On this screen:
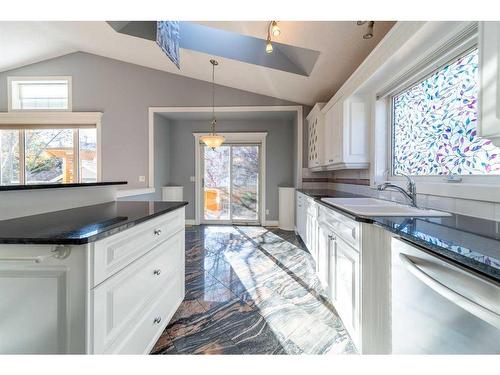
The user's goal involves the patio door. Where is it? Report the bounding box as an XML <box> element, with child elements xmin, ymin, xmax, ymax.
<box><xmin>201</xmin><ymin>144</ymin><xmax>260</xmax><ymax>224</ymax></box>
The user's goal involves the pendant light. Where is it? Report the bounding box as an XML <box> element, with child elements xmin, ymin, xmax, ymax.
<box><xmin>200</xmin><ymin>59</ymin><xmax>225</xmax><ymax>149</ymax></box>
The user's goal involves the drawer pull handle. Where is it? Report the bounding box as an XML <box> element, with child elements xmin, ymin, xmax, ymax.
<box><xmin>154</xmin><ymin>316</ymin><xmax>162</xmax><ymax>324</ymax></box>
<box><xmin>153</xmin><ymin>269</ymin><xmax>161</xmax><ymax>276</ymax></box>
<box><xmin>154</xmin><ymin>229</ymin><xmax>162</xmax><ymax>236</ymax></box>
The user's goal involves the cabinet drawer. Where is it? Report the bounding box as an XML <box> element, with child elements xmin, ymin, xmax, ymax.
<box><xmin>92</xmin><ymin>208</ymin><xmax>184</xmax><ymax>286</ymax></box>
<box><xmin>91</xmin><ymin>230</ymin><xmax>184</xmax><ymax>353</ymax></box>
<box><xmin>318</xmin><ymin>206</ymin><xmax>359</xmax><ymax>250</ymax></box>
<box><xmin>103</xmin><ymin>271</ymin><xmax>184</xmax><ymax>354</ymax></box>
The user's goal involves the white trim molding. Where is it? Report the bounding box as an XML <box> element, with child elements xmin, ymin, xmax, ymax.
<box><xmin>193</xmin><ymin>132</ymin><xmax>267</xmax><ymax>226</ymax></box>
<box><xmin>0</xmin><ymin>111</ymin><xmax>103</xmax><ymax>182</ymax></box>
<box><xmin>147</xmin><ymin>105</ymin><xmax>303</xmax><ymax>190</ymax></box>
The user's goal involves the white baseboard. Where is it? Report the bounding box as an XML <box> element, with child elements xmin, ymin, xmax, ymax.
<box><xmin>263</xmin><ymin>220</ymin><xmax>279</xmax><ymax>227</ymax></box>
<box><xmin>116</xmin><ymin>187</ymin><xmax>155</xmax><ymax>198</ymax></box>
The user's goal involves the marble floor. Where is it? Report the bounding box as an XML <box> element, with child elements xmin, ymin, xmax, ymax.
<box><xmin>151</xmin><ymin>225</ymin><xmax>357</xmax><ymax>355</ymax></box>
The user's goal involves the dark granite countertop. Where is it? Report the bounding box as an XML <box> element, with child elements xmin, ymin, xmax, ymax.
<box><xmin>0</xmin><ymin>201</ymin><xmax>188</xmax><ymax>245</ymax></box>
<box><xmin>0</xmin><ymin>181</ymin><xmax>127</xmax><ymax>191</ymax></box>
<box><xmin>297</xmin><ymin>188</ymin><xmax>500</xmax><ymax>282</ymax></box>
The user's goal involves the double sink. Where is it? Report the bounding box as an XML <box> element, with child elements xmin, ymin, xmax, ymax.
<box><xmin>320</xmin><ymin>197</ymin><xmax>451</xmax><ymax>217</ymax></box>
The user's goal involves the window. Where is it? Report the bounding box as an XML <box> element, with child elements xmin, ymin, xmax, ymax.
<box><xmin>8</xmin><ymin>77</ymin><xmax>72</xmax><ymax>111</ymax></box>
<box><xmin>392</xmin><ymin>48</ymin><xmax>500</xmax><ymax>176</ymax></box>
<box><xmin>0</xmin><ymin>127</ymin><xmax>97</xmax><ymax>185</ymax></box>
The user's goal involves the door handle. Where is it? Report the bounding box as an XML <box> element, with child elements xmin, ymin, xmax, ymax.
<box><xmin>399</xmin><ymin>253</ymin><xmax>500</xmax><ymax>329</ymax></box>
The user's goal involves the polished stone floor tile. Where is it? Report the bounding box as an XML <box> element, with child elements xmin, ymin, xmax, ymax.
<box><xmin>151</xmin><ymin>225</ymin><xmax>356</xmax><ymax>355</ymax></box>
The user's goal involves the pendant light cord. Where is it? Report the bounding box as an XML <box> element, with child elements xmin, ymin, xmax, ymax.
<box><xmin>211</xmin><ymin>60</ymin><xmax>216</xmax><ymax>134</ymax></box>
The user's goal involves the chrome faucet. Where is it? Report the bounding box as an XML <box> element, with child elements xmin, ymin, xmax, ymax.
<box><xmin>377</xmin><ymin>174</ymin><xmax>417</xmax><ymax>207</ymax></box>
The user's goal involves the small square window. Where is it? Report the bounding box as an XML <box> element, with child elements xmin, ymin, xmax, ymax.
<box><xmin>8</xmin><ymin>77</ymin><xmax>72</xmax><ymax>111</ymax></box>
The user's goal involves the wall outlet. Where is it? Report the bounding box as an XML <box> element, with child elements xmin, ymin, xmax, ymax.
<box><xmin>265</xmin><ymin>209</ymin><xmax>270</xmax><ymax>216</ymax></box>
<box><xmin>190</xmin><ymin>176</ymin><xmax>196</xmax><ymax>182</ymax></box>
<box><xmin>138</xmin><ymin>176</ymin><xmax>146</xmax><ymax>182</ymax></box>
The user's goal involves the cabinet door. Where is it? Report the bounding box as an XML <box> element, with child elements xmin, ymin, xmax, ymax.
<box><xmin>335</xmin><ymin>238</ymin><xmax>360</xmax><ymax>335</ymax></box>
<box><xmin>0</xmin><ymin>245</ymin><xmax>86</xmax><ymax>354</ymax></box>
<box><xmin>343</xmin><ymin>99</ymin><xmax>368</xmax><ymax>164</ymax></box>
<box><xmin>308</xmin><ymin>114</ymin><xmax>324</xmax><ymax>168</ymax></box>
<box><xmin>316</xmin><ymin>225</ymin><xmax>329</xmax><ymax>282</ymax></box>
<box><xmin>305</xmin><ymin>212</ymin><xmax>315</xmax><ymax>253</ymax></box>
<box><xmin>324</xmin><ymin>100</ymin><xmax>343</xmax><ymax>165</ymax></box>
<box><xmin>479</xmin><ymin>22</ymin><xmax>500</xmax><ymax>146</ymax></box>
<box><xmin>317</xmin><ymin>225</ymin><xmax>337</xmax><ymax>300</ymax></box>
<box><xmin>296</xmin><ymin>194</ymin><xmax>306</xmax><ymax>240</ymax></box>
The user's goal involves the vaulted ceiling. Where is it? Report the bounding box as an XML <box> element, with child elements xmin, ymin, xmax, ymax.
<box><xmin>0</xmin><ymin>21</ymin><xmax>395</xmax><ymax>105</ymax></box>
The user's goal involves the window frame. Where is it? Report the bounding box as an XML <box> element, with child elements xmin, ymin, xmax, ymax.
<box><xmin>1</xmin><ymin>126</ymin><xmax>98</xmax><ymax>185</ymax></box>
<box><xmin>7</xmin><ymin>76</ymin><xmax>73</xmax><ymax>112</ymax></box>
<box><xmin>0</xmin><ymin>112</ymin><xmax>102</xmax><ymax>185</ymax></box>
<box><xmin>388</xmin><ymin>44</ymin><xmax>500</xmax><ymax>185</ymax></box>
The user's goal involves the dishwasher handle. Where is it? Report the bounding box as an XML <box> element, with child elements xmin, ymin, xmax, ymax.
<box><xmin>399</xmin><ymin>253</ymin><xmax>500</xmax><ymax>329</ymax></box>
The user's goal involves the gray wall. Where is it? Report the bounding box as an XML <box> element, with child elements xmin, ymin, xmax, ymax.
<box><xmin>163</xmin><ymin>118</ymin><xmax>294</xmax><ymax>221</ymax></box>
<box><xmin>0</xmin><ymin>52</ymin><xmax>306</xmax><ymax>189</ymax></box>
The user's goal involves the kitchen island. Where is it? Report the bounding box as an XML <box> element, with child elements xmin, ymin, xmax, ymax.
<box><xmin>0</xmin><ymin>182</ymin><xmax>188</xmax><ymax>354</ymax></box>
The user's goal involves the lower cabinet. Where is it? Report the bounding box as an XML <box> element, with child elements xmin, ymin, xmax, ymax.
<box><xmin>295</xmin><ymin>192</ymin><xmax>392</xmax><ymax>353</ymax></box>
<box><xmin>91</xmin><ymin>230</ymin><xmax>184</xmax><ymax>354</ymax></box>
<box><xmin>0</xmin><ymin>207</ymin><xmax>186</xmax><ymax>354</ymax></box>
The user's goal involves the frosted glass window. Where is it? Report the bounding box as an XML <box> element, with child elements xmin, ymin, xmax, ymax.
<box><xmin>9</xmin><ymin>78</ymin><xmax>70</xmax><ymax>110</ymax></box>
<box><xmin>392</xmin><ymin>48</ymin><xmax>500</xmax><ymax>176</ymax></box>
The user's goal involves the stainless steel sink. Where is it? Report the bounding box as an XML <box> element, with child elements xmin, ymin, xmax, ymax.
<box><xmin>320</xmin><ymin>197</ymin><xmax>451</xmax><ymax>217</ymax></box>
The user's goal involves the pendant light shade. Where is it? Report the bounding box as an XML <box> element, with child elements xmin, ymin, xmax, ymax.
<box><xmin>202</xmin><ymin>59</ymin><xmax>225</xmax><ymax>149</ymax></box>
<box><xmin>200</xmin><ymin>120</ymin><xmax>225</xmax><ymax>149</ymax></box>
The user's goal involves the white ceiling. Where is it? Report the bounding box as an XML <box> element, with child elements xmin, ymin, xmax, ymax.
<box><xmin>0</xmin><ymin>21</ymin><xmax>395</xmax><ymax>105</ymax></box>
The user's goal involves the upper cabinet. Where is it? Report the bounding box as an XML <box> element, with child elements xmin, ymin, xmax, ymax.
<box><xmin>479</xmin><ymin>22</ymin><xmax>500</xmax><ymax>147</ymax></box>
<box><xmin>322</xmin><ymin>94</ymin><xmax>370</xmax><ymax>170</ymax></box>
<box><xmin>306</xmin><ymin>103</ymin><xmax>326</xmax><ymax>169</ymax></box>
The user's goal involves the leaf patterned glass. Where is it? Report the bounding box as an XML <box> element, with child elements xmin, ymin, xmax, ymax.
<box><xmin>392</xmin><ymin>48</ymin><xmax>500</xmax><ymax>176</ymax></box>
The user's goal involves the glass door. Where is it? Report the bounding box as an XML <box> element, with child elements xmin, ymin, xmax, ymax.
<box><xmin>202</xmin><ymin>144</ymin><xmax>260</xmax><ymax>224</ymax></box>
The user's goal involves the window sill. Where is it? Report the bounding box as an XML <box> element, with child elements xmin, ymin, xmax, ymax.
<box><xmin>386</xmin><ymin>179</ymin><xmax>500</xmax><ymax>203</ymax></box>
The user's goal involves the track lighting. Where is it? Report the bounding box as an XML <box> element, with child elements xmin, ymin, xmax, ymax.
<box><xmin>265</xmin><ymin>21</ymin><xmax>280</xmax><ymax>54</ymax></box>
<box><xmin>363</xmin><ymin>21</ymin><xmax>374</xmax><ymax>39</ymax></box>
<box><xmin>266</xmin><ymin>39</ymin><xmax>273</xmax><ymax>54</ymax></box>
<box><xmin>271</xmin><ymin>21</ymin><xmax>281</xmax><ymax>36</ymax></box>
<box><xmin>357</xmin><ymin>21</ymin><xmax>375</xmax><ymax>39</ymax></box>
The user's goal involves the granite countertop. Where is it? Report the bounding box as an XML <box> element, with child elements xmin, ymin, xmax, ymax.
<box><xmin>0</xmin><ymin>201</ymin><xmax>188</xmax><ymax>245</ymax></box>
<box><xmin>297</xmin><ymin>188</ymin><xmax>500</xmax><ymax>282</ymax></box>
<box><xmin>0</xmin><ymin>181</ymin><xmax>127</xmax><ymax>191</ymax></box>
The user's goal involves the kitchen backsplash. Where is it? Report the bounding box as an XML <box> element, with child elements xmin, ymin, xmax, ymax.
<box><xmin>302</xmin><ymin>169</ymin><xmax>500</xmax><ymax>221</ymax></box>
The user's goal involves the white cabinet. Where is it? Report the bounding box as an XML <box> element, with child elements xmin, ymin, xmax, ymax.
<box><xmin>306</xmin><ymin>103</ymin><xmax>326</xmax><ymax>169</ymax></box>
<box><xmin>324</xmin><ymin>99</ymin><xmax>343</xmax><ymax>166</ymax></box>
<box><xmin>92</xmin><ymin>230</ymin><xmax>184</xmax><ymax>354</ymax></box>
<box><xmin>316</xmin><ymin>223</ymin><xmax>336</xmax><ymax>299</ymax></box>
<box><xmin>0</xmin><ymin>245</ymin><xmax>86</xmax><ymax>354</ymax></box>
<box><xmin>335</xmin><ymin>237</ymin><xmax>360</xmax><ymax>339</ymax></box>
<box><xmin>322</xmin><ymin>95</ymin><xmax>370</xmax><ymax>170</ymax></box>
<box><xmin>479</xmin><ymin>22</ymin><xmax>500</xmax><ymax>147</ymax></box>
<box><xmin>296</xmin><ymin>192</ymin><xmax>307</xmax><ymax>240</ymax></box>
<box><xmin>0</xmin><ymin>206</ymin><xmax>186</xmax><ymax>354</ymax></box>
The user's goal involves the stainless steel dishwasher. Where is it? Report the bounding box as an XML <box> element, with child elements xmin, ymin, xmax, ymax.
<box><xmin>391</xmin><ymin>237</ymin><xmax>500</xmax><ymax>354</ymax></box>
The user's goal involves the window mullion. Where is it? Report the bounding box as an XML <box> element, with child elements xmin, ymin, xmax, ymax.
<box><xmin>19</xmin><ymin>129</ymin><xmax>25</xmax><ymax>184</ymax></box>
<box><xmin>74</xmin><ymin>129</ymin><xmax>80</xmax><ymax>183</ymax></box>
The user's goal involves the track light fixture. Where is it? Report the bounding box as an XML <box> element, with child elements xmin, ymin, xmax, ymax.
<box><xmin>266</xmin><ymin>21</ymin><xmax>280</xmax><ymax>54</ymax></box>
<box><xmin>357</xmin><ymin>21</ymin><xmax>375</xmax><ymax>39</ymax></box>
